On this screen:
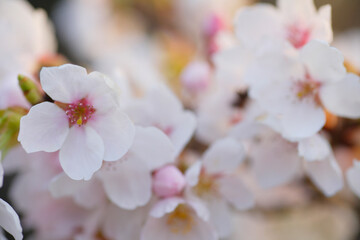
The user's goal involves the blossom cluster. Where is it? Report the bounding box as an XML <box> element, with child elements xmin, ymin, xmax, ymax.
<box><xmin>0</xmin><ymin>0</ymin><xmax>360</xmax><ymax>239</ymax></box>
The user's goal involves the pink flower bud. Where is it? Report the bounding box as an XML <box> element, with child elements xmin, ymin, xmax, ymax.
<box><xmin>180</xmin><ymin>61</ymin><xmax>211</xmax><ymax>93</ymax></box>
<box><xmin>152</xmin><ymin>165</ymin><xmax>186</xmax><ymax>198</ymax></box>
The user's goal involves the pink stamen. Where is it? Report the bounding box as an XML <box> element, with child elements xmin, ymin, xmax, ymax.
<box><xmin>295</xmin><ymin>72</ymin><xmax>322</xmax><ymax>103</ymax></box>
<box><xmin>65</xmin><ymin>99</ymin><xmax>95</xmax><ymax>127</ymax></box>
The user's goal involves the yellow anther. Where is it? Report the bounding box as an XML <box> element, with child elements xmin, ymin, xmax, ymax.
<box><xmin>76</xmin><ymin>117</ymin><xmax>83</xmax><ymax>126</ymax></box>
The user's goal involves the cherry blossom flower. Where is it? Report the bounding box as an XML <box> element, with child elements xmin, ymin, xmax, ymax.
<box><xmin>246</xmin><ymin>40</ymin><xmax>346</xmax><ymax>140</ymax></box>
<box><xmin>18</xmin><ymin>64</ymin><xmax>135</xmax><ymax>180</ymax></box>
<box><xmin>141</xmin><ymin>197</ymin><xmax>217</xmax><ymax>240</ymax></box>
<box><xmin>231</xmin><ymin>123</ymin><xmax>343</xmax><ymax>196</ymax></box>
<box><xmin>127</xmin><ymin>86</ymin><xmax>196</xmax><ymax>157</ymax></box>
<box><xmin>50</xmin><ymin>126</ymin><xmax>175</xmax><ymax>210</ymax></box>
<box><xmin>185</xmin><ymin>137</ymin><xmax>254</xmax><ymax>238</ymax></box>
<box><xmin>235</xmin><ymin>0</ymin><xmax>332</xmax><ymax>49</ymax></box>
<box><xmin>0</xmin><ymin>0</ymin><xmax>56</xmax><ymax>73</ymax></box>
<box><xmin>0</xmin><ymin>0</ymin><xmax>56</xmax><ymax>110</ymax></box>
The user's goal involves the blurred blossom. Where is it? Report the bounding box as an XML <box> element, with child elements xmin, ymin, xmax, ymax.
<box><xmin>1</xmin><ymin>0</ymin><xmax>360</xmax><ymax>239</ymax></box>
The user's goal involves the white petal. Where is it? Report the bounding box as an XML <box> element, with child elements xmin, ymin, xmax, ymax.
<box><xmin>305</xmin><ymin>155</ymin><xmax>343</xmax><ymax>196</ymax></box>
<box><xmin>40</xmin><ymin>64</ymin><xmax>88</xmax><ymax>102</ymax></box>
<box><xmin>207</xmin><ymin>198</ymin><xmax>232</xmax><ymax>238</ymax></box>
<box><xmin>280</xmin><ymin>99</ymin><xmax>325</xmax><ymax>140</ymax></box>
<box><xmin>298</xmin><ymin>134</ymin><xmax>331</xmax><ymax>161</ymax></box>
<box><xmin>218</xmin><ymin>176</ymin><xmax>254</xmax><ymax>210</ymax></box>
<box><xmin>150</xmin><ymin>197</ymin><xmax>185</xmax><ymax>218</ymax></box>
<box><xmin>300</xmin><ymin>40</ymin><xmax>346</xmax><ymax>83</ymax></box>
<box><xmin>130</xmin><ymin>126</ymin><xmax>175</xmax><ymax>170</ymax></box>
<box><xmin>213</xmin><ymin>46</ymin><xmax>251</xmax><ymax>90</ymax></box>
<box><xmin>186</xmin><ymin>196</ymin><xmax>210</xmax><ymax>221</ymax></box>
<box><xmin>59</xmin><ymin>126</ymin><xmax>104</xmax><ymax>180</ymax></box>
<box><xmin>235</xmin><ymin>4</ymin><xmax>283</xmax><ymax>48</ymax></box>
<box><xmin>98</xmin><ymin>155</ymin><xmax>152</xmax><ymax>210</ymax></box>
<box><xmin>277</xmin><ymin>0</ymin><xmax>316</xmax><ymax>21</ymax></box>
<box><xmin>346</xmin><ymin>159</ymin><xmax>360</xmax><ymax>198</ymax></box>
<box><xmin>49</xmin><ymin>172</ymin><xmax>82</xmax><ymax>198</ymax></box>
<box><xmin>103</xmin><ymin>204</ymin><xmax>147</xmax><ymax>240</ymax></box>
<box><xmin>146</xmin><ymin>86</ymin><xmax>183</xmax><ymax>119</ymax></box>
<box><xmin>320</xmin><ymin>74</ymin><xmax>360</xmax><ymax>119</ymax></box>
<box><xmin>86</xmin><ymin>71</ymin><xmax>120</xmax><ymax>114</ymax></box>
<box><xmin>0</xmin><ymin>199</ymin><xmax>22</xmax><ymax>240</ymax></box>
<box><xmin>250</xmin><ymin>131</ymin><xmax>301</xmax><ymax>188</ymax></box>
<box><xmin>49</xmin><ymin>173</ymin><xmax>105</xmax><ymax>209</ymax></box>
<box><xmin>311</xmin><ymin>4</ymin><xmax>333</xmax><ymax>43</ymax></box>
<box><xmin>202</xmin><ymin>137</ymin><xmax>245</xmax><ymax>174</ymax></box>
<box><xmin>185</xmin><ymin>161</ymin><xmax>202</xmax><ymax>187</ymax></box>
<box><xmin>141</xmin><ymin>212</ymin><xmax>217</xmax><ymax>240</ymax></box>
<box><xmin>18</xmin><ymin>102</ymin><xmax>69</xmax><ymax>153</ymax></box>
<box><xmin>170</xmin><ymin>111</ymin><xmax>197</xmax><ymax>157</ymax></box>
<box><xmin>89</xmin><ymin>109</ymin><xmax>135</xmax><ymax>161</ymax></box>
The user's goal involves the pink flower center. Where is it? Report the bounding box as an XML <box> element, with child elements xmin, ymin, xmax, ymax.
<box><xmin>65</xmin><ymin>99</ymin><xmax>95</xmax><ymax>127</ymax></box>
<box><xmin>286</xmin><ymin>23</ymin><xmax>311</xmax><ymax>49</ymax></box>
<box><xmin>295</xmin><ymin>73</ymin><xmax>321</xmax><ymax>102</ymax></box>
<box><xmin>166</xmin><ymin>204</ymin><xmax>194</xmax><ymax>234</ymax></box>
<box><xmin>194</xmin><ymin>169</ymin><xmax>221</xmax><ymax>197</ymax></box>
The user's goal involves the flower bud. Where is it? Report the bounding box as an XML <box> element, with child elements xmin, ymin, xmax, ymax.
<box><xmin>180</xmin><ymin>61</ymin><xmax>211</xmax><ymax>93</ymax></box>
<box><xmin>18</xmin><ymin>75</ymin><xmax>43</xmax><ymax>105</ymax></box>
<box><xmin>152</xmin><ymin>165</ymin><xmax>186</xmax><ymax>198</ymax></box>
<box><xmin>0</xmin><ymin>107</ymin><xmax>27</xmax><ymax>154</ymax></box>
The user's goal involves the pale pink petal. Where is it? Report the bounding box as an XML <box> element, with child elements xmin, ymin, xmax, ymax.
<box><xmin>280</xmin><ymin>99</ymin><xmax>325</xmax><ymax>140</ymax></box>
<box><xmin>207</xmin><ymin>198</ymin><xmax>232</xmax><ymax>238</ymax></box>
<box><xmin>89</xmin><ymin>109</ymin><xmax>135</xmax><ymax>161</ymax></box>
<box><xmin>320</xmin><ymin>74</ymin><xmax>360</xmax><ymax>119</ymax></box>
<box><xmin>277</xmin><ymin>0</ymin><xmax>316</xmax><ymax>21</ymax></box>
<box><xmin>346</xmin><ymin>160</ymin><xmax>360</xmax><ymax>198</ymax></box>
<box><xmin>59</xmin><ymin>126</ymin><xmax>104</xmax><ymax>180</ymax></box>
<box><xmin>103</xmin><ymin>204</ymin><xmax>147</xmax><ymax>240</ymax></box>
<box><xmin>298</xmin><ymin>134</ymin><xmax>331</xmax><ymax>161</ymax></box>
<box><xmin>213</xmin><ymin>46</ymin><xmax>251</xmax><ymax>90</ymax></box>
<box><xmin>150</xmin><ymin>197</ymin><xmax>185</xmax><ymax>218</ymax></box>
<box><xmin>250</xmin><ymin>131</ymin><xmax>301</xmax><ymax>188</ymax></box>
<box><xmin>235</xmin><ymin>4</ymin><xmax>283</xmax><ymax>48</ymax></box>
<box><xmin>170</xmin><ymin>111</ymin><xmax>197</xmax><ymax>157</ymax></box>
<box><xmin>186</xmin><ymin>197</ymin><xmax>210</xmax><ymax>221</ymax></box>
<box><xmin>98</xmin><ymin>155</ymin><xmax>151</xmax><ymax>210</ymax></box>
<box><xmin>185</xmin><ymin>161</ymin><xmax>202</xmax><ymax>187</ymax></box>
<box><xmin>49</xmin><ymin>173</ymin><xmax>105</xmax><ymax>209</ymax></box>
<box><xmin>305</xmin><ymin>155</ymin><xmax>343</xmax><ymax>196</ymax></box>
<box><xmin>141</xmin><ymin>211</ymin><xmax>217</xmax><ymax>240</ymax></box>
<box><xmin>130</xmin><ymin>127</ymin><xmax>175</xmax><ymax>171</ymax></box>
<box><xmin>49</xmin><ymin>172</ymin><xmax>83</xmax><ymax>198</ymax></box>
<box><xmin>218</xmin><ymin>176</ymin><xmax>254</xmax><ymax>210</ymax></box>
<box><xmin>203</xmin><ymin>137</ymin><xmax>245</xmax><ymax>174</ymax></box>
<box><xmin>311</xmin><ymin>4</ymin><xmax>333</xmax><ymax>43</ymax></box>
<box><xmin>300</xmin><ymin>40</ymin><xmax>346</xmax><ymax>83</ymax></box>
<box><xmin>40</xmin><ymin>64</ymin><xmax>88</xmax><ymax>102</ymax></box>
<box><xmin>18</xmin><ymin>102</ymin><xmax>69</xmax><ymax>153</ymax></box>
<box><xmin>0</xmin><ymin>199</ymin><xmax>22</xmax><ymax>240</ymax></box>
<box><xmin>86</xmin><ymin>71</ymin><xmax>119</xmax><ymax>114</ymax></box>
